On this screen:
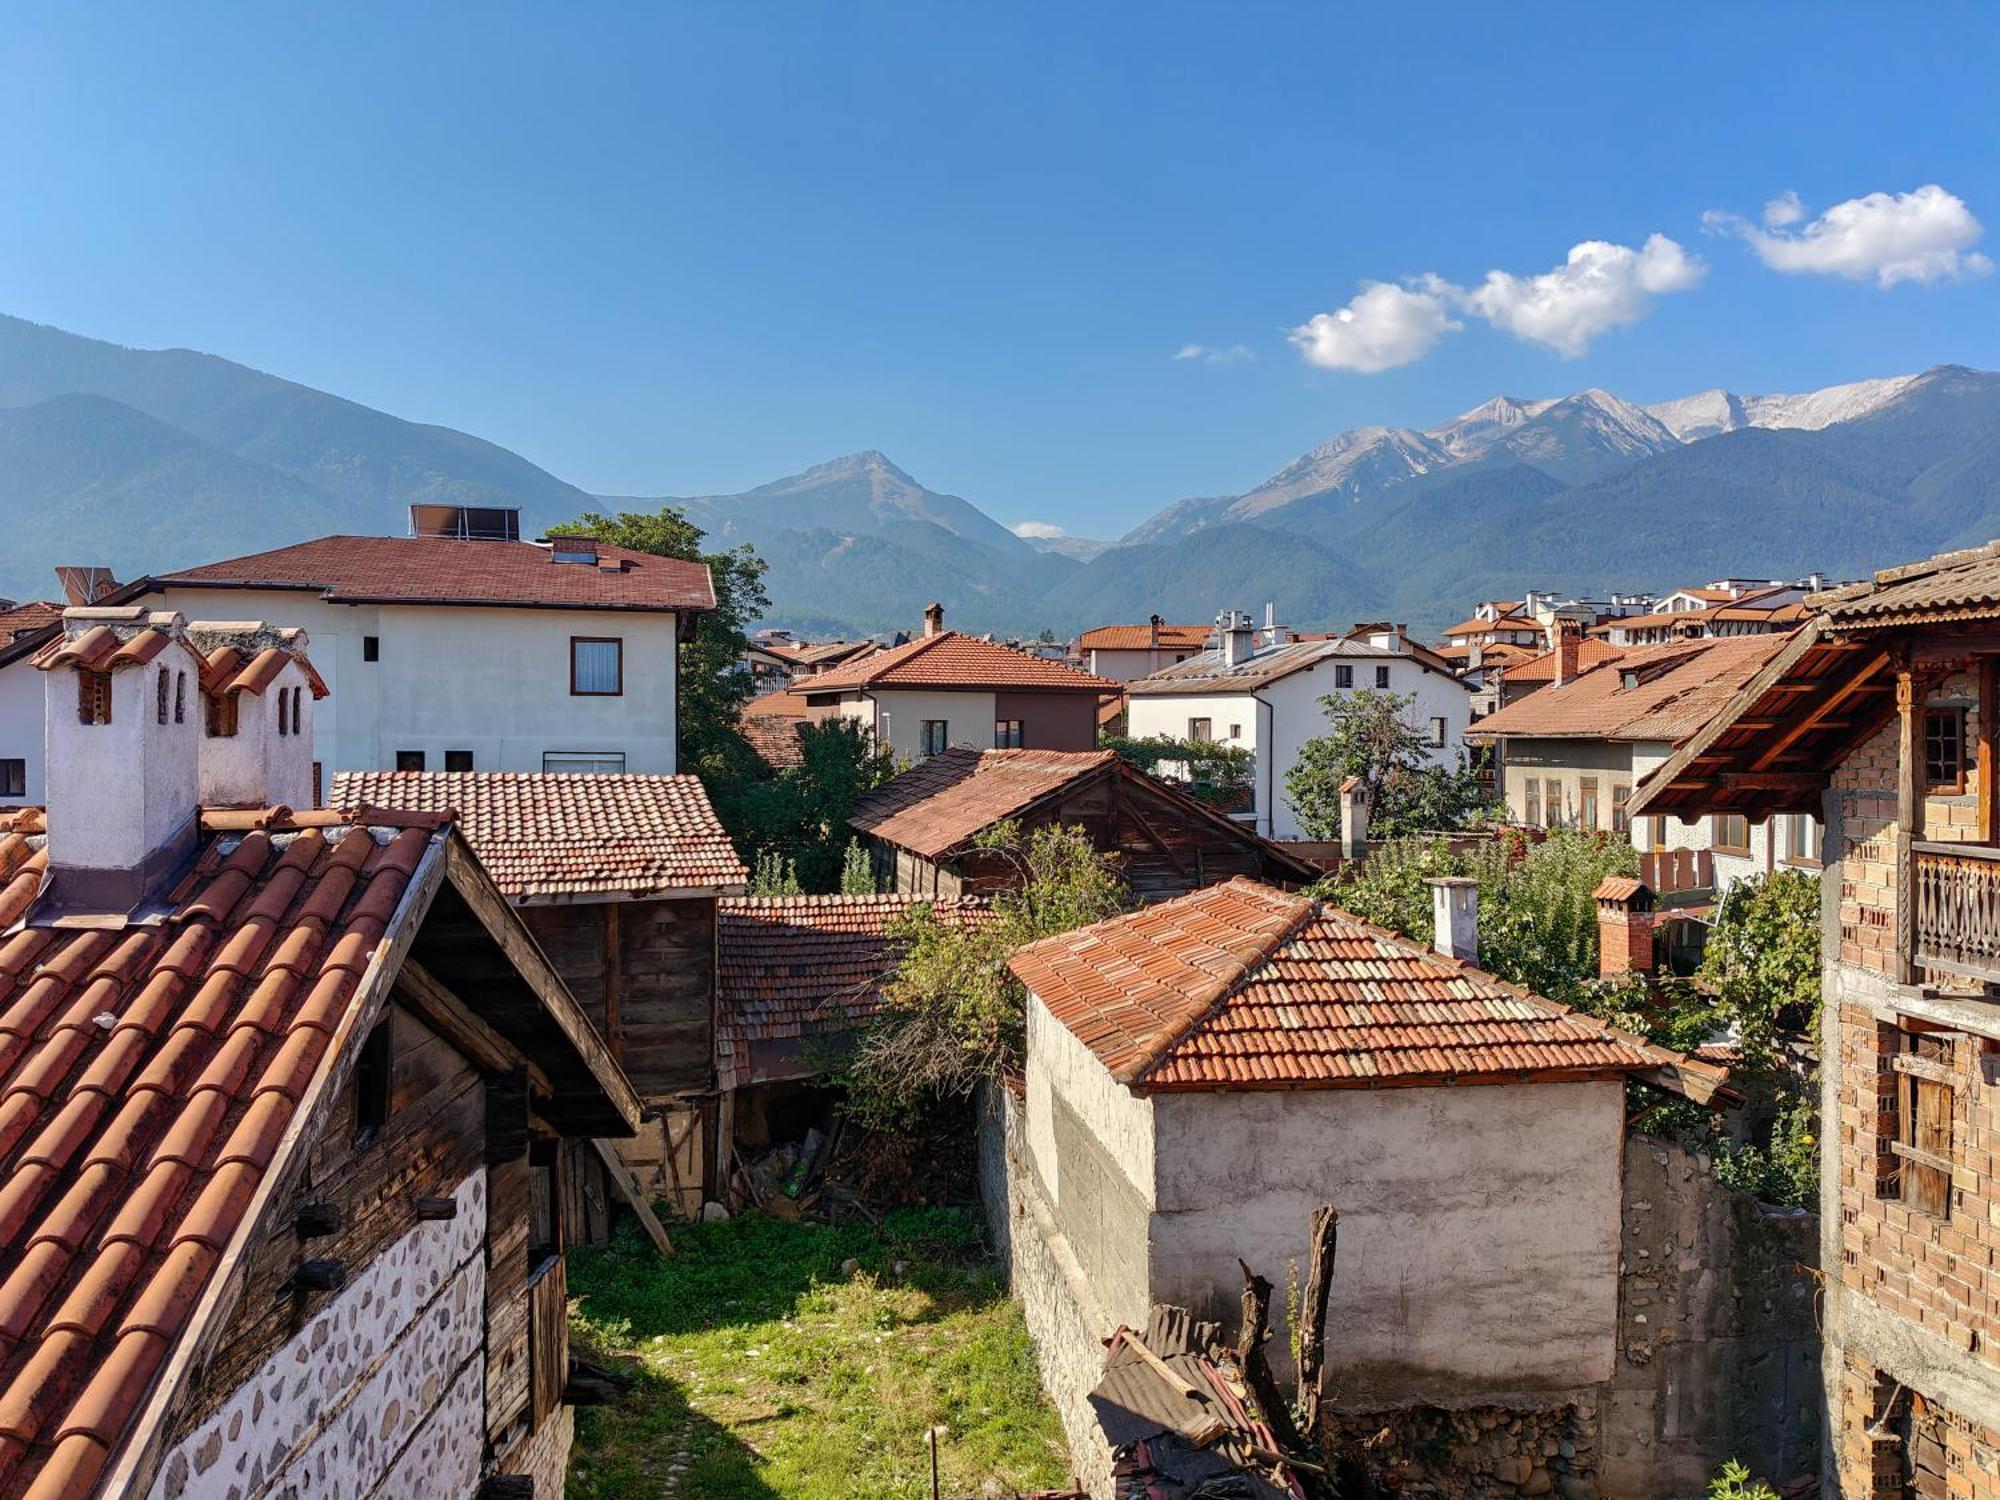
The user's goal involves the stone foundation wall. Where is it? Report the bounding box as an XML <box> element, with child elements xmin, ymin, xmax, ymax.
<box><xmin>1321</xmin><ymin>1402</ymin><xmax>1597</xmax><ymax>1499</ymax></box>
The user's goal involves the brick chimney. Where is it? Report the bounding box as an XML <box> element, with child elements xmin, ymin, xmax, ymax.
<box><xmin>1595</xmin><ymin>877</ymin><xmax>1656</xmax><ymax>978</ymax></box>
<box><xmin>1426</xmin><ymin>876</ymin><xmax>1479</xmax><ymax>962</ymax></box>
<box><xmin>1554</xmin><ymin>615</ymin><xmax>1583</xmax><ymax>686</ymax></box>
<box><xmin>923</xmin><ymin>601</ymin><xmax>945</xmax><ymax>638</ymax></box>
<box><xmin>33</xmin><ymin>607</ymin><xmax>203</xmax><ymax>913</ymax></box>
<box><xmin>185</xmin><ymin>622</ymin><xmax>322</xmax><ymax>811</ymax></box>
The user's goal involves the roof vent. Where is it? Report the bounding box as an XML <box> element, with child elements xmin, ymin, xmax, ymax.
<box><xmin>548</xmin><ymin>535</ymin><xmax>600</xmax><ymax>565</ymax></box>
<box><xmin>409</xmin><ymin>504</ymin><xmax>522</xmax><ymax>542</ymax></box>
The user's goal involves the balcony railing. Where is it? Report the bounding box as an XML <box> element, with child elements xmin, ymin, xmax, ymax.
<box><xmin>1913</xmin><ymin>842</ymin><xmax>2000</xmax><ymax>981</ymax></box>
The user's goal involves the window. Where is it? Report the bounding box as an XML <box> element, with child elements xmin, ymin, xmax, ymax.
<box><xmin>0</xmin><ymin>760</ymin><xmax>23</xmax><ymax>798</ymax></box>
<box><xmin>543</xmin><ymin>750</ymin><xmax>626</xmax><ymax>774</ymax></box>
<box><xmin>920</xmin><ymin>720</ymin><xmax>949</xmax><ymax>756</ymax></box>
<box><xmin>994</xmin><ymin>720</ymin><xmax>1024</xmax><ymax>749</ymax></box>
<box><xmin>1334</xmin><ymin>664</ymin><xmax>1354</xmax><ymax>689</ymax></box>
<box><xmin>1579</xmin><ymin>777</ymin><xmax>1600</xmax><ymax>832</ymax></box>
<box><xmin>396</xmin><ymin>750</ymin><xmax>426</xmax><ymax>771</ymax></box>
<box><xmin>1783</xmin><ymin>813</ymin><xmax>1822</xmax><ymax>866</ymax></box>
<box><xmin>1926</xmin><ymin>706</ymin><xmax>1968</xmax><ymax>794</ymax></box>
<box><xmin>1188</xmin><ymin>717</ymin><xmax>1213</xmax><ymax>742</ymax></box>
<box><xmin>1429</xmin><ymin>717</ymin><xmax>1447</xmax><ymax>749</ymax></box>
<box><xmin>1524</xmin><ymin>778</ymin><xmax>1541</xmax><ymax>828</ymax></box>
<box><xmin>174</xmin><ymin>671</ymin><xmax>186</xmax><ymax>725</ymax></box>
<box><xmin>1886</xmin><ymin>1027</ymin><xmax>1955</xmax><ymax>1219</ymax></box>
<box><xmin>354</xmin><ymin>1018</ymin><xmax>392</xmax><ymax>1148</ymax></box>
<box><xmin>362</xmin><ymin>635</ymin><xmax>380</xmax><ymax>662</ymax></box>
<box><xmin>78</xmin><ymin>670</ymin><xmax>112</xmax><ymax>726</ymax></box>
<box><xmin>1611</xmin><ymin>784</ymin><xmax>1631</xmax><ymax>835</ymax></box>
<box><xmin>1375</xmin><ymin>665</ymin><xmax>1391</xmax><ymax>689</ymax></box>
<box><xmin>156</xmin><ymin>668</ymin><xmax>169</xmax><ymax>725</ymax></box>
<box><xmin>1229</xmin><ymin>724</ymin><xmax>1242</xmax><ymax>739</ymax></box>
<box><xmin>445</xmin><ymin>749</ymin><xmax>475</xmax><ymax>772</ymax></box>
<box><xmin>1712</xmin><ymin>813</ymin><xmax>1750</xmax><ymax>854</ymax></box>
<box><xmin>571</xmin><ymin>637</ymin><xmax>623</xmax><ymax>696</ymax></box>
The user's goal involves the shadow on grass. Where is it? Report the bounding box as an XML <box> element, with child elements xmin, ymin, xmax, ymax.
<box><xmin>568</xmin><ymin>1358</ymin><xmax>784</xmax><ymax>1500</ymax></box>
<box><xmin>567</xmin><ymin>1205</ymin><xmax>1005</xmax><ymax>1341</ymax></box>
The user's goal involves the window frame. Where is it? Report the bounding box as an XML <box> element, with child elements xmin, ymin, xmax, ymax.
<box><xmin>1611</xmin><ymin>783</ymin><xmax>1631</xmax><ymax>835</ymax></box>
<box><xmin>1925</xmin><ymin>705</ymin><xmax>1969</xmax><ymax>795</ymax></box>
<box><xmin>993</xmin><ymin>720</ymin><xmax>1024</xmax><ymax>749</ymax></box>
<box><xmin>920</xmin><ymin>719</ymin><xmax>950</xmax><ymax>757</ymax></box>
<box><xmin>1885</xmin><ymin>1026</ymin><xmax>1955</xmax><ymax>1220</ymax></box>
<box><xmin>362</xmin><ymin>635</ymin><xmax>380</xmax><ymax>663</ymax></box>
<box><xmin>1375</xmin><ymin>665</ymin><xmax>1391</xmax><ymax>689</ymax></box>
<box><xmin>445</xmin><ymin>749</ymin><xmax>475</xmax><ymax>772</ymax></box>
<box><xmin>1578</xmin><ymin>776</ymin><xmax>1600</xmax><ymax>833</ymax></box>
<box><xmin>0</xmin><ymin>759</ymin><xmax>24</xmax><ymax>798</ymax></box>
<box><xmin>570</xmin><ymin>636</ymin><xmax>625</xmax><ymax>697</ymax></box>
<box><xmin>1187</xmin><ymin>717</ymin><xmax>1213</xmax><ymax>742</ymax></box>
<box><xmin>1334</xmin><ymin>664</ymin><xmax>1354</xmax><ymax>689</ymax></box>
<box><xmin>1711</xmin><ymin>812</ymin><xmax>1750</xmax><ymax>855</ymax></box>
<box><xmin>542</xmin><ymin>750</ymin><xmax>627</xmax><ymax>775</ymax></box>
<box><xmin>1428</xmin><ymin>716</ymin><xmax>1448</xmax><ymax>749</ymax></box>
<box><xmin>396</xmin><ymin>749</ymin><xmax>426</xmax><ymax>772</ymax></box>
<box><xmin>1782</xmin><ymin>813</ymin><xmax>1822</xmax><ymax>867</ymax></box>
<box><xmin>1523</xmin><ymin>777</ymin><xmax>1541</xmax><ymax>829</ymax></box>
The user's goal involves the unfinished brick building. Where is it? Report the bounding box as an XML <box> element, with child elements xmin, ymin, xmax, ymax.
<box><xmin>1637</xmin><ymin>541</ymin><xmax>2000</xmax><ymax>1496</ymax></box>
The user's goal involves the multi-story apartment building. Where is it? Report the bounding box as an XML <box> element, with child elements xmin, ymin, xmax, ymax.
<box><xmin>1635</xmin><ymin>541</ymin><xmax>2000</xmax><ymax>1495</ymax></box>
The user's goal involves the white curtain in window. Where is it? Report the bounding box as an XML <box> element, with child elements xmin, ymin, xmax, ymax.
<box><xmin>574</xmin><ymin>640</ymin><xmax>621</xmax><ymax>693</ymax></box>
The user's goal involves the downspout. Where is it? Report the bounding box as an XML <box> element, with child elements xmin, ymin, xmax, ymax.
<box><xmin>1254</xmin><ymin>691</ymin><xmax>1275</xmax><ymax>840</ymax></box>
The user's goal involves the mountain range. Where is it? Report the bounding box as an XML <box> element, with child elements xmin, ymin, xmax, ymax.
<box><xmin>1</xmin><ymin>311</ymin><xmax>1997</xmax><ymax>637</ymax></box>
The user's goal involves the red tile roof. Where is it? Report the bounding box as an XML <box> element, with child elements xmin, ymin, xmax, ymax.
<box><xmin>1501</xmin><ymin>638</ymin><xmax>1626</xmax><ymax>685</ymax></box>
<box><xmin>327</xmin><ymin>772</ymin><xmax>747</xmax><ymax>900</ymax></box>
<box><xmin>850</xmin><ymin>748</ymin><xmax>1120</xmax><ymax>860</ymax></box>
<box><xmin>1463</xmin><ymin>633</ymin><xmax>1795</xmax><ymax>744</ymax></box>
<box><xmin>804</xmin><ymin>631</ymin><xmax>1116</xmax><ymax>694</ymax></box>
<box><xmin>156</xmin><ymin>535</ymin><xmax>716</xmax><ymax>614</ymax></box>
<box><xmin>1078</xmin><ymin>624</ymin><xmax>1212</xmax><ymax>652</ymax></box>
<box><xmin>716</xmin><ymin>894</ymin><xmax>993</xmax><ymax>1088</ymax></box>
<box><xmin>1010</xmin><ymin>877</ymin><xmax>1720</xmax><ymax>1094</ymax></box>
<box><xmin>740</xmin><ymin>713</ymin><xmax>807</xmax><ymax>771</ymax></box>
<box><xmin>0</xmin><ymin>605</ymin><xmax>60</xmax><ymax>646</ymax></box>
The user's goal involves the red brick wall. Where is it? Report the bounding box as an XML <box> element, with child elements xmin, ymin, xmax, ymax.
<box><xmin>1835</xmin><ymin>1353</ymin><xmax>2000</xmax><ymax>1497</ymax></box>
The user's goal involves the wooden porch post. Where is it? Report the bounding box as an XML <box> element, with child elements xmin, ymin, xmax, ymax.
<box><xmin>1981</xmin><ymin>656</ymin><xmax>1997</xmax><ymax>845</ymax></box>
<box><xmin>1898</xmin><ymin>664</ymin><xmax>1923</xmax><ymax>986</ymax></box>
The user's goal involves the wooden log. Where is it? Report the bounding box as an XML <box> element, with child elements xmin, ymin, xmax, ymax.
<box><xmin>1234</xmin><ymin>1258</ymin><xmax>1307</xmax><ymax>1462</ymax></box>
<box><xmin>1295</xmin><ymin>1205</ymin><xmax>1338</xmax><ymax>1437</ymax></box>
<box><xmin>590</xmin><ymin>1137</ymin><xmax>673</xmax><ymax>1254</ymax></box>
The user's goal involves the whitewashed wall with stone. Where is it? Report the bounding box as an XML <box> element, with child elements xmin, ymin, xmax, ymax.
<box><xmin>150</xmin><ymin>1169</ymin><xmax>488</xmax><ymax>1500</ymax></box>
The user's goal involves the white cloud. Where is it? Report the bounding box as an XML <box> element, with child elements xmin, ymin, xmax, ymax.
<box><xmin>1011</xmin><ymin>520</ymin><xmax>1067</xmax><ymax>540</ymax></box>
<box><xmin>1706</xmin><ymin>184</ymin><xmax>1992</xmax><ymax>287</ymax></box>
<box><xmin>1288</xmin><ymin>281</ymin><xmax>1459</xmax><ymax>373</ymax></box>
<box><xmin>1453</xmin><ymin>234</ymin><xmax>1704</xmax><ymax>358</ymax></box>
<box><xmin>1173</xmin><ymin>342</ymin><xmax>1256</xmax><ymax>365</ymax></box>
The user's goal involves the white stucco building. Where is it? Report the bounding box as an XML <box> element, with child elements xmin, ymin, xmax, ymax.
<box><xmin>1077</xmin><ymin>619</ymin><xmax>1213</xmax><ymax>683</ymax></box>
<box><xmin>133</xmin><ymin>518</ymin><xmax>715</xmax><ymax>788</ymax></box>
<box><xmin>1124</xmin><ymin>616</ymin><xmax>1474</xmax><ymax>841</ymax></box>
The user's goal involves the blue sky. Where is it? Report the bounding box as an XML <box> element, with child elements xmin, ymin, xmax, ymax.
<box><xmin>4</xmin><ymin>4</ymin><xmax>1999</xmax><ymax>537</ymax></box>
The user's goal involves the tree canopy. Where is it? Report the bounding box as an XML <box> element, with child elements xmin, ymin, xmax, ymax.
<box><xmin>1285</xmin><ymin>688</ymin><xmax>1494</xmax><ymax>839</ymax></box>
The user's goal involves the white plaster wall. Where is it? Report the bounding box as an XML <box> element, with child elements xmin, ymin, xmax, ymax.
<box><xmin>1089</xmin><ymin>646</ymin><xmax>1199</xmax><ymax>682</ymax></box>
<box><xmin>199</xmin><ymin>657</ymin><xmax>318</xmax><ymax>810</ymax></box>
<box><xmin>44</xmin><ymin>655</ymin><xmax>199</xmax><ymax>870</ymax></box>
<box><xmin>152</xmin><ymin>585</ymin><xmax>680</xmax><ymax>774</ymax></box>
<box><xmin>0</xmin><ymin>658</ymin><xmax>44</xmax><ymax>808</ymax></box>
<box><xmin>1150</xmin><ymin>1081</ymin><xmax>1627</xmax><ymax>1402</ymax></box>
<box><xmin>1125</xmin><ymin>691</ymin><xmax>1255</xmax><ymax>753</ymax></box>
<box><xmin>1024</xmin><ymin>993</ymin><xmax>1157</xmax><ymax>1211</ymax></box>
<box><xmin>149</xmin><ymin>1169</ymin><xmax>489</xmax><ymax>1500</ymax></box>
<box><xmin>862</xmin><ymin>688</ymin><xmax>1000</xmax><ymax>762</ymax></box>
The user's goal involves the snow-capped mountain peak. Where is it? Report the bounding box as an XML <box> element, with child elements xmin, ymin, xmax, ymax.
<box><xmin>1645</xmin><ymin>374</ymin><xmax>1917</xmax><ymax>440</ymax></box>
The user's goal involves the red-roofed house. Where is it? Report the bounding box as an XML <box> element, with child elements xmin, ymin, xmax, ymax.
<box><xmin>1001</xmin><ymin>876</ymin><xmax>1724</xmax><ymax>1482</ymax></box>
<box><xmin>1078</xmin><ymin>618</ymin><xmax>1213</xmax><ymax>682</ymax></box>
<box><xmin>799</xmin><ymin>606</ymin><xmax>1116</xmax><ymax>761</ymax></box>
<box><xmin>130</xmin><ymin>507</ymin><xmax>717</xmax><ymax>783</ymax></box>
<box><xmin>0</xmin><ymin>607</ymin><xmax>640</xmax><ymax>1499</ymax></box>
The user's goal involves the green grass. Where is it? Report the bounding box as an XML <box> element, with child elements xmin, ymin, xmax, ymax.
<box><xmin>567</xmin><ymin>1207</ymin><xmax>1072</xmax><ymax>1499</ymax></box>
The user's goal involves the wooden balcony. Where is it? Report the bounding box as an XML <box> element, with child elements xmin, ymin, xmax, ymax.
<box><xmin>1913</xmin><ymin>842</ymin><xmax>2000</xmax><ymax>982</ymax></box>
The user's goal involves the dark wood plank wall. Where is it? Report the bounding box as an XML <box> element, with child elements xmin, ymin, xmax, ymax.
<box><xmin>166</xmin><ymin>1003</ymin><xmax>486</xmax><ymax>1435</ymax></box>
<box><xmin>520</xmin><ymin>896</ymin><xmax>715</xmax><ymax>1101</ymax></box>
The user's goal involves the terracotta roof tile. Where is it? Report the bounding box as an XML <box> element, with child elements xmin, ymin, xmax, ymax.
<box><xmin>716</xmin><ymin>894</ymin><xmax>993</xmax><ymax>1087</ymax></box>
<box><xmin>0</xmin><ymin>815</ymin><xmax>440</xmax><ymax>1494</ymax></box>
<box><xmin>157</xmin><ymin>534</ymin><xmax>716</xmax><ymax>614</ymax></box>
<box><xmin>1077</xmin><ymin>624</ymin><xmax>1212</xmax><ymax>651</ymax></box>
<box><xmin>738</xmin><ymin>697</ymin><xmax>809</xmax><ymax>771</ymax></box>
<box><xmin>849</xmin><ymin>748</ymin><xmax>1120</xmax><ymax>860</ymax></box>
<box><xmin>1009</xmin><ymin>877</ymin><xmax>1711</xmax><ymax>1092</ymax></box>
<box><xmin>328</xmin><ymin>771</ymin><xmax>747</xmax><ymax>899</ymax></box>
<box><xmin>1463</xmin><ymin>633</ymin><xmax>1795</xmax><ymax>744</ymax></box>
<box><xmin>805</xmin><ymin>631</ymin><xmax>1116</xmax><ymax>693</ymax></box>
<box><xmin>1500</xmin><ymin>639</ymin><xmax>1626</xmax><ymax>684</ymax></box>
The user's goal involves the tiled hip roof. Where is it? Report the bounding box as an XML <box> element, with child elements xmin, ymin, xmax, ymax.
<box><xmin>848</xmin><ymin>748</ymin><xmax>1118</xmax><ymax>859</ymax></box>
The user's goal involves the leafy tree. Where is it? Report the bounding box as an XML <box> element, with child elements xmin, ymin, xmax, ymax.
<box><xmin>839</xmin><ymin>838</ymin><xmax>879</xmax><ymax>895</ymax></box>
<box><xmin>720</xmin><ymin>719</ymin><xmax>899</xmax><ymax>893</ymax></box>
<box><xmin>1698</xmin><ymin>869</ymin><xmax>1823</xmax><ymax>1039</ymax></box>
<box><xmin>548</xmin><ymin>506</ymin><xmax>769</xmax><ymax>782</ymax></box>
<box><xmin>1286</xmin><ymin>689</ymin><xmax>1496</xmax><ymax>839</ymax></box>
<box><xmin>847</xmin><ymin>821</ymin><xmax>1130</xmax><ymax>1124</ymax></box>
<box><xmin>1103</xmin><ymin>733</ymin><xmax>1254</xmax><ymax>808</ymax></box>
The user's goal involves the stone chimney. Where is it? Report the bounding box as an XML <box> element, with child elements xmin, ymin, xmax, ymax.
<box><xmin>1149</xmin><ymin>613</ymin><xmax>1163</xmax><ymax>649</ymax></box>
<box><xmin>923</xmin><ymin>601</ymin><xmax>945</xmax><ymax>638</ymax></box>
<box><xmin>1218</xmin><ymin>610</ymin><xmax>1256</xmax><ymax>668</ymax></box>
<box><xmin>1554</xmin><ymin>615</ymin><xmax>1583</xmax><ymax>686</ymax></box>
<box><xmin>185</xmin><ymin>622</ymin><xmax>321</xmax><ymax>811</ymax></box>
<box><xmin>34</xmin><ymin>607</ymin><xmax>202</xmax><ymax>913</ymax></box>
<box><xmin>1339</xmin><ymin>776</ymin><xmax>1370</xmax><ymax>862</ymax></box>
<box><xmin>1427</xmin><ymin>876</ymin><xmax>1479</xmax><ymax>963</ymax></box>
<box><xmin>1595</xmin><ymin>877</ymin><xmax>1656</xmax><ymax>978</ymax></box>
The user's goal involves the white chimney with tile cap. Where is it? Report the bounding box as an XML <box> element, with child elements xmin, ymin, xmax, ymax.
<box><xmin>185</xmin><ymin>622</ymin><xmax>323</xmax><ymax>811</ymax></box>
<box><xmin>1217</xmin><ymin>609</ymin><xmax>1256</xmax><ymax>668</ymax></box>
<box><xmin>1426</xmin><ymin>876</ymin><xmax>1479</xmax><ymax>963</ymax></box>
<box><xmin>34</xmin><ymin>607</ymin><xmax>205</xmax><ymax>910</ymax></box>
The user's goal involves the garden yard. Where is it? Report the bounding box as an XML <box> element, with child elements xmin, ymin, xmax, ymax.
<box><xmin>566</xmin><ymin>1207</ymin><xmax>1072</xmax><ymax>1499</ymax></box>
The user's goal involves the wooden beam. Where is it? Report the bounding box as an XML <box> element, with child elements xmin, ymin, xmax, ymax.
<box><xmin>589</xmin><ymin>1137</ymin><xmax>674</xmax><ymax>1255</ymax></box>
<box><xmin>1982</xmin><ymin>656</ymin><xmax>1997</xmax><ymax>844</ymax></box>
<box><xmin>1898</xmin><ymin>664</ymin><xmax>1922</xmax><ymax>987</ymax></box>
<box><xmin>393</xmin><ymin>956</ymin><xmax>554</xmax><ymax>1095</ymax></box>
<box><xmin>603</xmin><ymin>903</ymin><xmax>624</xmax><ymax>1065</ymax></box>
<box><xmin>1747</xmin><ymin>651</ymin><xmax>1891</xmax><ymax>771</ymax></box>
